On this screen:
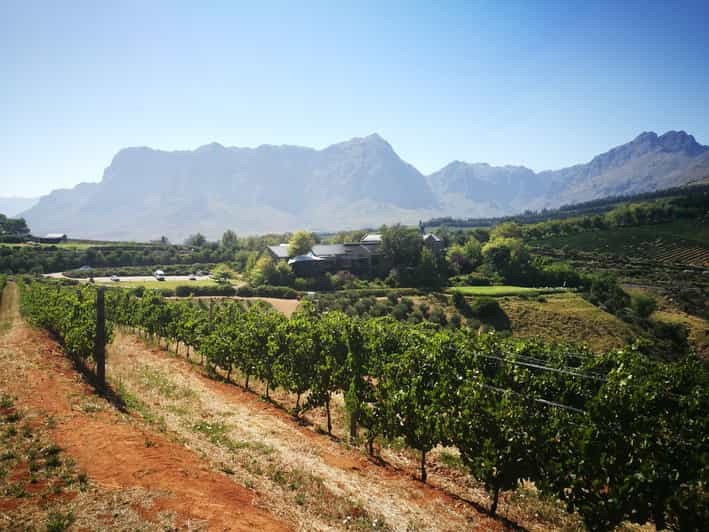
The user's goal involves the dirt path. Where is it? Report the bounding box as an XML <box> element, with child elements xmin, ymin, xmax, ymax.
<box><xmin>107</xmin><ymin>331</ymin><xmax>508</xmax><ymax>532</ymax></box>
<box><xmin>0</xmin><ymin>283</ymin><xmax>288</xmax><ymax>531</ymax></box>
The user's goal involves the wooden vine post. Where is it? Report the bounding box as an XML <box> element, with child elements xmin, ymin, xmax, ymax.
<box><xmin>95</xmin><ymin>287</ymin><xmax>106</xmax><ymax>388</ymax></box>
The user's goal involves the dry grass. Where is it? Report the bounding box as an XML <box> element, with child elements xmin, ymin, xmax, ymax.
<box><xmin>500</xmin><ymin>292</ymin><xmax>635</xmax><ymax>352</ymax></box>
<box><xmin>109</xmin><ymin>332</ymin><xmax>393</xmax><ymax>531</ymax></box>
<box><xmin>625</xmin><ymin>286</ymin><xmax>708</xmax><ymax>358</ymax></box>
<box><xmin>652</xmin><ymin>309</ymin><xmax>708</xmax><ymax>358</ymax></box>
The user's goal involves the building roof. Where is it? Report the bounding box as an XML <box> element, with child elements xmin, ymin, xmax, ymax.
<box><xmin>288</xmin><ymin>253</ymin><xmax>326</xmax><ymax>265</ymax></box>
<box><xmin>423</xmin><ymin>233</ymin><xmax>441</xmax><ymax>242</ymax></box>
<box><xmin>343</xmin><ymin>243</ymin><xmax>378</xmax><ymax>258</ymax></box>
<box><xmin>312</xmin><ymin>244</ymin><xmax>347</xmax><ymax>257</ymax></box>
<box><xmin>45</xmin><ymin>233</ymin><xmax>67</xmax><ymax>239</ymax></box>
<box><xmin>361</xmin><ymin>233</ymin><xmax>382</xmax><ymax>243</ymax></box>
<box><xmin>267</xmin><ymin>244</ymin><xmax>291</xmax><ymax>259</ymax></box>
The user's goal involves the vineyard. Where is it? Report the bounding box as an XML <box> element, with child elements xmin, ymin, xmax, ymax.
<box><xmin>654</xmin><ymin>245</ymin><xmax>709</xmax><ymax>268</ymax></box>
<box><xmin>14</xmin><ymin>279</ymin><xmax>709</xmax><ymax>531</ymax></box>
<box><xmin>532</xmin><ymin>220</ymin><xmax>709</xmax><ymax>267</ymax></box>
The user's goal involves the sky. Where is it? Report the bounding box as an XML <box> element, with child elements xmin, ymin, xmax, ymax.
<box><xmin>2</xmin><ymin>0</ymin><xmax>709</xmax><ymax>197</ymax></box>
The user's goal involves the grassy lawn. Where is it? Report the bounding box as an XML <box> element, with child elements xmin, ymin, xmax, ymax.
<box><xmin>447</xmin><ymin>285</ymin><xmax>565</xmax><ymax>297</ymax></box>
<box><xmin>500</xmin><ymin>292</ymin><xmax>635</xmax><ymax>353</ymax></box>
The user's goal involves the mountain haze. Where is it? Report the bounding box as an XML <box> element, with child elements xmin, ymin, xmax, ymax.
<box><xmin>22</xmin><ymin>131</ymin><xmax>709</xmax><ymax>240</ymax></box>
<box><xmin>0</xmin><ymin>197</ymin><xmax>39</xmax><ymax>217</ymax></box>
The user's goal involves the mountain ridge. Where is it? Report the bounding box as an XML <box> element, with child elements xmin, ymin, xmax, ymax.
<box><xmin>21</xmin><ymin>130</ymin><xmax>709</xmax><ymax>240</ymax></box>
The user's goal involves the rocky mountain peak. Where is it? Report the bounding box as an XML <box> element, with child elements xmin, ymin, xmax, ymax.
<box><xmin>657</xmin><ymin>130</ymin><xmax>707</xmax><ymax>156</ymax></box>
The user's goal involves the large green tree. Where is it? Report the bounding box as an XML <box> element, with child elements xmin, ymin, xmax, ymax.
<box><xmin>381</xmin><ymin>224</ymin><xmax>422</xmax><ymax>269</ymax></box>
<box><xmin>288</xmin><ymin>230</ymin><xmax>316</xmax><ymax>257</ymax></box>
<box><xmin>184</xmin><ymin>233</ymin><xmax>207</xmax><ymax>247</ymax></box>
<box><xmin>221</xmin><ymin>229</ymin><xmax>239</xmax><ymax>249</ymax></box>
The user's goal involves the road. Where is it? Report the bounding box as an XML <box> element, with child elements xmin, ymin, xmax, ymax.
<box><xmin>44</xmin><ymin>272</ymin><xmax>213</xmax><ymax>283</ymax></box>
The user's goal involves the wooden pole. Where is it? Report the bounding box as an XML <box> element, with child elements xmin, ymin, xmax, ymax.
<box><xmin>95</xmin><ymin>287</ymin><xmax>106</xmax><ymax>388</ymax></box>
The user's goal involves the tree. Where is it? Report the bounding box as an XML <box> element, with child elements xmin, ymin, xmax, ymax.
<box><xmin>249</xmin><ymin>255</ymin><xmax>293</xmax><ymax>286</ymax></box>
<box><xmin>184</xmin><ymin>233</ymin><xmax>207</xmax><ymax>247</ymax></box>
<box><xmin>381</xmin><ymin>224</ymin><xmax>422</xmax><ymax>270</ymax></box>
<box><xmin>221</xmin><ymin>230</ymin><xmax>239</xmax><ymax>249</ymax></box>
<box><xmin>0</xmin><ymin>214</ymin><xmax>30</xmax><ymax>236</ymax></box>
<box><xmin>288</xmin><ymin>230</ymin><xmax>315</xmax><ymax>257</ymax></box>
<box><xmin>481</xmin><ymin>237</ymin><xmax>532</xmax><ymax>284</ymax></box>
<box><xmin>211</xmin><ymin>263</ymin><xmax>235</xmax><ymax>284</ymax></box>
<box><xmin>416</xmin><ymin>246</ymin><xmax>444</xmax><ymax>288</ymax></box>
<box><xmin>490</xmin><ymin>221</ymin><xmax>523</xmax><ymax>240</ymax></box>
<box><xmin>587</xmin><ymin>274</ymin><xmax>629</xmax><ymax>314</ymax></box>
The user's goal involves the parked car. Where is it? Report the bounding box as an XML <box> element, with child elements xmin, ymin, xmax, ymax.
<box><xmin>153</xmin><ymin>269</ymin><xmax>166</xmax><ymax>281</ymax></box>
<box><xmin>110</xmin><ymin>275</ymin><xmax>120</xmax><ymax>282</ymax></box>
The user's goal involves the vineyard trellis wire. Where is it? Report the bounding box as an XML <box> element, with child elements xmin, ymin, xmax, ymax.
<box><xmin>18</xmin><ymin>280</ymin><xmax>709</xmax><ymax>531</ymax></box>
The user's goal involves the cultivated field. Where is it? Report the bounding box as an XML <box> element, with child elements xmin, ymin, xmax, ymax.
<box><xmin>448</xmin><ymin>285</ymin><xmax>567</xmax><ymax>297</ymax></box>
<box><xmin>0</xmin><ymin>281</ymin><xmax>611</xmax><ymax>531</ymax></box>
<box><xmin>533</xmin><ymin>220</ymin><xmax>709</xmax><ymax>266</ymax></box>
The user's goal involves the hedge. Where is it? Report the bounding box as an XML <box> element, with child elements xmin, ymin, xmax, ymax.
<box><xmin>174</xmin><ymin>284</ymin><xmax>236</xmax><ymax>297</ymax></box>
<box><xmin>236</xmin><ymin>285</ymin><xmax>298</xmax><ymax>299</ymax></box>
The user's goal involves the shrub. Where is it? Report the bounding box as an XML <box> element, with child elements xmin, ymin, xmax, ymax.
<box><xmin>452</xmin><ymin>291</ymin><xmax>465</xmax><ymax>309</ymax></box>
<box><xmin>236</xmin><ymin>285</ymin><xmax>298</xmax><ymax>299</ymax></box>
<box><xmin>449</xmin><ymin>273</ymin><xmax>492</xmax><ymax>286</ymax></box>
<box><xmin>392</xmin><ymin>303</ymin><xmax>410</xmax><ymax>321</ymax></box>
<box><xmin>428</xmin><ymin>306</ymin><xmax>447</xmax><ymax>326</ymax></box>
<box><xmin>630</xmin><ymin>293</ymin><xmax>657</xmax><ymax>318</ymax></box>
<box><xmin>469</xmin><ymin>297</ymin><xmax>501</xmax><ymax>319</ymax></box>
<box><xmin>449</xmin><ymin>312</ymin><xmax>462</xmax><ymax>328</ymax></box>
<box><xmin>174</xmin><ymin>285</ymin><xmax>236</xmax><ymax>297</ymax></box>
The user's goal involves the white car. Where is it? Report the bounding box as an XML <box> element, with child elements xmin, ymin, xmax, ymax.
<box><xmin>110</xmin><ymin>275</ymin><xmax>120</xmax><ymax>282</ymax></box>
<box><xmin>189</xmin><ymin>274</ymin><xmax>197</xmax><ymax>280</ymax></box>
<box><xmin>153</xmin><ymin>269</ymin><xmax>166</xmax><ymax>281</ymax></box>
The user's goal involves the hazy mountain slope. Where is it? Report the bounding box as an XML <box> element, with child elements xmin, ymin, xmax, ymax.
<box><xmin>21</xmin><ymin>130</ymin><xmax>708</xmax><ymax>240</ymax></box>
<box><xmin>427</xmin><ymin>130</ymin><xmax>709</xmax><ymax>210</ymax></box>
<box><xmin>22</xmin><ymin>134</ymin><xmax>435</xmax><ymax>240</ymax></box>
<box><xmin>0</xmin><ymin>197</ymin><xmax>39</xmax><ymax>218</ymax></box>
<box><xmin>541</xmin><ymin>131</ymin><xmax>709</xmax><ymax>205</ymax></box>
<box><xmin>427</xmin><ymin>162</ymin><xmax>548</xmax><ymax>213</ymax></box>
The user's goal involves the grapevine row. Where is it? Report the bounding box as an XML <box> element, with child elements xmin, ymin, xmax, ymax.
<box><xmin>102</xmin><ymin>288</ymin><xmax>707</xmax><ymax>531</ymax></box>
<box><xmin>19</xmin><ymin>280</ymin><xmax>113</xmax><ymax>362</ymax></box>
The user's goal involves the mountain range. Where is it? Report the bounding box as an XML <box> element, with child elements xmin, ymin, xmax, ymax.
<box><xmin>20</xmin><ymin>130</ymin><xmax>709</xmax><ymax>241</ymax></box>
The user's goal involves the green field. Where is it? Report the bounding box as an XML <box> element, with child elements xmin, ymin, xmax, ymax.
<box><xmin>532</xmin><ymin>220</ymin><xmax>709</xmax><ymax>255</ymax></box>
<box><xmin>447</xmin><ymin>286</ymin><xmax>566</xmax><ymax>297</ymax></box>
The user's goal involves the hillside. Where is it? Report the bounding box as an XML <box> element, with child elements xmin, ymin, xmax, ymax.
<box><xmin>428</xmin><ymin>131</ymin><xmax>709</xmax><ymax>212</ymax></box>
<box><xmin>22</xmin><ymin>131</ymin><xmax>709</xmax><ymax>241</ymax></box>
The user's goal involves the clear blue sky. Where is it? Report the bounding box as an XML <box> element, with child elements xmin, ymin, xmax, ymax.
<box><xmin>2</xmin><ymin>0</ymin><xmax>709</xmax><ymax>197</ymax></box>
